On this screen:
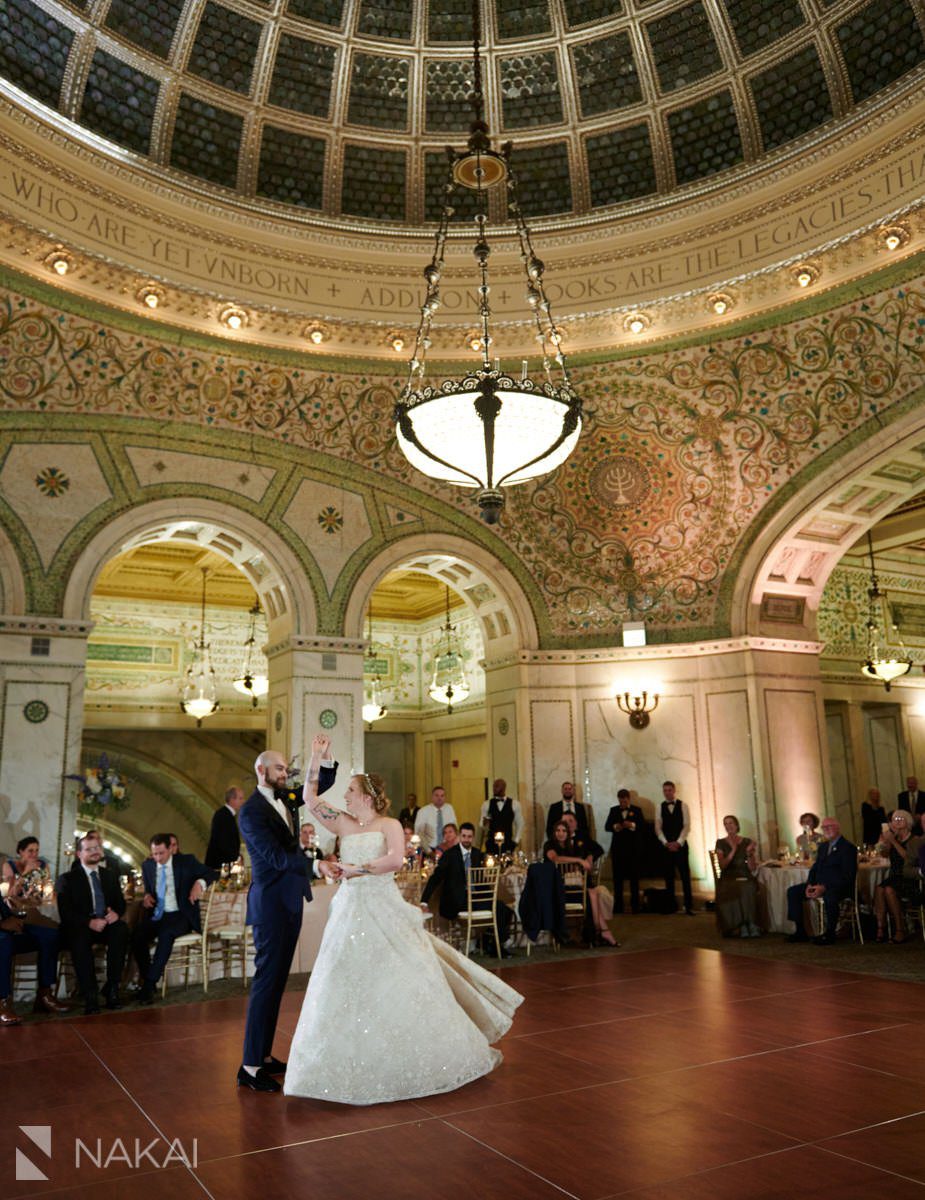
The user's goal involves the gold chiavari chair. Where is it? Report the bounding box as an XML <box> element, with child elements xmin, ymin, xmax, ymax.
<box><xmin>459</xmin><ymin>865</ymin><xmax>501</xmax><ymax>958</ymax></box>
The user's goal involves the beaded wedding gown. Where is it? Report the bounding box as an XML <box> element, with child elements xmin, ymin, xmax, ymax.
<box><xmin>284</xmin><ymin>831</ymin><xmax>523</xmax><ymax>1105</ymax></box>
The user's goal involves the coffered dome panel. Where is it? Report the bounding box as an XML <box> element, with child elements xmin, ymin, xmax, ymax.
<box><xmin>0</xmin><ymin>0</ymin><xmax>923</xmax><ymax>231</ymax></box>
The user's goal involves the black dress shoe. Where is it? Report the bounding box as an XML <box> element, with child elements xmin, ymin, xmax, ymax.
<box><xmin>84</xmin><ymin>996</ymin><xmax>102</xmax><ymax>1015</ymax></box>
<box><xmin>262</xmin><ymin>1056</ymin><xmax>287</xmax><ymax>1074</ymax></box>
<box><xmin>786</xmin><ymin>932</ymin><xmax>809</xmax><ymax>943</ymax></box>
<box><xmin>137</xmin><ymin>982</ymin><xmax>156</xmax><ymax>1006</ymax></box>
<box><xmin>237</xmin><ymin>1066</ymin><xmax>281</xmax><ymax>1093</ymax></box>
<box><xmin>103</xmin><ymin>986</ymin><xmax>123</xmax><ymax>1010</ymax></box>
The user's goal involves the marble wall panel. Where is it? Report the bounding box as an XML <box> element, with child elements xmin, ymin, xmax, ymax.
<box><xmin>705</xmin><ymin>687</ymin><xmax>758</xmax><ymax>843</ymax></box>
<box><xmin>864</xmin><ymin>706</ymin><xmax>904</xmax><ymax>801</ymax></box>
<box><xmin>762</xmin><ymin>687</ymin><xmax>827</xmax><ymax>851</ymax></box>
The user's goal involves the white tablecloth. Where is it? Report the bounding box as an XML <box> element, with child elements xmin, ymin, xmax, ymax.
<box><xmin>757</xmin><ymin>862</ymin><xmax>888</xmax><ymax>933</ymax></box>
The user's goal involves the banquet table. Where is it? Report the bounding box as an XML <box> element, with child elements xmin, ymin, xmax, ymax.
<box><xmin>757</xmin><ymin>859</ymin><xmax>888</xmax><ymax>933</ymax></box>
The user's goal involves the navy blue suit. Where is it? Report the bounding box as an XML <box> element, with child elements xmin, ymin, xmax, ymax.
<box><xmin>787</xmin><ymin>836</ymin><xmax>858</xmax><ymax>939</ymax></box>
<box><xmin>0</xmin><ymin>893</ymin><xmax>61</xmax><ymax>1000</ymax></box>
<box><xmin>239</xmin><ymin>765</ymin><xmax>337</xmax><ymax>1067</ymax></box>
<box><xmin>132</xmin><ymin>853</ymin><xmax>217</xmax><ymax>984</ymax></box>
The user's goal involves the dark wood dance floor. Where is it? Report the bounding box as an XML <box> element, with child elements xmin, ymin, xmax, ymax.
<box><xmin>5</xmin><ymin>946</ymin><xmax>925</xmax><ymax>1199</ymax></box>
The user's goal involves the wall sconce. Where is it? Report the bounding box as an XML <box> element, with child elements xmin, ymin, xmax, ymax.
<box><xmin>615</xmin><ymin>687</ymin><xmax>660</xmax><ymax>729</ymax></box>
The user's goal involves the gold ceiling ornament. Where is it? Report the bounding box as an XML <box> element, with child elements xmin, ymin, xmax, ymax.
<box><xmin>860</xmin><ymin>531</ymin><xmax>912</xmax><ymax>691</ymax></box>
<box><xmin>304</xmin><ymin>321</ymin><xmax>330</xmax><ymax>345</ymax></box>
<box><xmin>428</xmin><ymin>586</ymin><xmax>469</xmax><ymax>713</ymax></box>
<box><xmin>218</xmin><ymin>304</ymin><xmax>248</xmax><ymax>330</ymax></box>
<box><xmin>136</xmin><ymin>282</ymin><xmax>166</xmax><ymax>310</ymax></box>
<box><xmin>232</xmin><ymin>600</ymin><xmax>268</xmax><ymax>708</ymax></box>
<box><xmin>793</xmin><ymin>263</ymin><xmax>819</xmax><ymax>289</ymax></box>
<box><xmin>708</xmin><ymin>292</ymin><xmax>735</xmax><ymax>316</ymax></box>
<box><xmin>393</xmin><ymin>0</ymin><xmax>581</xmax><ymax>526</ymax></box>
<box><xmin>880</xmin><ymin>223</ymin><xmax>910</xmax><ymax>252</ymax></box>
<box><xmin>386</xmin><ymin>330</ymin><xmax>409</xmax><ymax>353</ymax></box>
<box><xmin>180</xmin><ymin>567</ymin><xmax>220</xmax><ymax>726</ymax></box>
<box><xmin>623</xmin><ymin>311</ymin><xmax>651</xmax><ymax>335</ymax></box>
<box><xmin>43</xmin><ymin>246</ymin><xmax>74</xmax><ymax>276</ymax></box>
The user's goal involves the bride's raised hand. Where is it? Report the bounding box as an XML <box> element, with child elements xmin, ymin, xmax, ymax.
<box><xmin>311</xmin><ymin>732</ymin><xmax>328</xmax><ymax>757</ymax></box>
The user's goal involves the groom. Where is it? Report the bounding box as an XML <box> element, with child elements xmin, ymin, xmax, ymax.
<box><xmin>237</xmin><ymin>744</ymin><xmax>338</xmax><ymax>1093</ymax></box>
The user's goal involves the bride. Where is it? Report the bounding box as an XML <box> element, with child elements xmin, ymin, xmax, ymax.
<box><xmin>284</xmin><ymin>735</ymin><xmax>523</xmax><ymax>1105</ymax></box>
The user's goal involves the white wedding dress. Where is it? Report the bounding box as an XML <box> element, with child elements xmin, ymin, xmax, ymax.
<box><xmin>284</xmin><ymin>831</ymin><xmax>523</xmax><ymax>1105</ymax></box>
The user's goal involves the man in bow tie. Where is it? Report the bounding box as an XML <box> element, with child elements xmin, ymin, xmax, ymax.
<box><xmin>655</xmin><ymin>781</ymin><xmax>694</xmax><ymax>915</ymax></box>
<box><xmin>546</xmin><ymin>781</ymin><xmax>592</xmax><ymax>841</ymax></box>
<box><xmin>236</xmin><ymin>742</ymin><xmax>338</xmax><ymax>1093</ymax></box>
<box><xmin>605</xmin><ymin>787</ymin><xmax>645</xmax><ymax>914</ymax></box>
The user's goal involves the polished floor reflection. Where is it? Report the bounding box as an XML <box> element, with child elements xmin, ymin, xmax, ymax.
<box><xmin>5</xmin><ymin>946</ymin><xmax>925</xmax><ymax>1198</ymax></box>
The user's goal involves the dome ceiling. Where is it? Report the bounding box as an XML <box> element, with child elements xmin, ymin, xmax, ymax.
<box><xmin>2</xmin><ymin>0</ymin><xmax>924</xmax><ymax>229</ymax></box>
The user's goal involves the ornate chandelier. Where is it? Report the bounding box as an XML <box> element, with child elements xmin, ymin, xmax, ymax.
<box><xmin>233</xmin><ymin>600</ymin><xmax>268</xmax><ymax>706</ymax></box>
<box><xmin>393</xmin><ymin>0</ymin><xmax>582</xmax><ymax>525</ymax></box>
<box><xmin>429</xmin><ymin>587</ymin><xmax>469</xmax><ymax>712</ymax></box>
<box><xmin>362</xmin><ymin>613</ymin><xmax>388</xmax><ymax>725</ymax></box>
<box><xmin>180</xmin><ymin>567</ymin><xmax>220</xmax><ymax>725</ymax></box>
<box><xmin>860</xmin><ymin>531</ymin><xmax>912</xmax><ymax>691</ymax></box>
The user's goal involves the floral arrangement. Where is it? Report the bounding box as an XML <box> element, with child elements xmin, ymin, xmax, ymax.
<box><xmin>67</xmin><ymin>752</ymin><xmax>130</xmax><ymax>819</ymax></box>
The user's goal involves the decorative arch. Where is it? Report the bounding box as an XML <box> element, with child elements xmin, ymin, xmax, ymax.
<box><xmin>341</xmin><ymin>533</ymin><xmax>540</xmax><ymax>659</ymax></box>
<box><xmin>61</xmin><ymin>497</ymin><xmax>319</xmax><ymax>639</ymax></box>
<box><xmin>0</xmin><ymin>521</ymin><xmax>27</xmax><ymax>614</ymax></box>
<box><xmin>733</xmin><ymin>400</ymin><xmax>925</xmax><ymax>639</ymax></box>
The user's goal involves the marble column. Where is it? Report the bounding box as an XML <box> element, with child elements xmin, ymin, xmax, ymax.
<box><xmin>0</xmin><ymin>616</ymin><xmax>91</xmax><ymax>871</ymax></box>
<box><xmin>265</xmin><ymin>634</ymin><xmax>366</xmax><ymax>782</ymax></box>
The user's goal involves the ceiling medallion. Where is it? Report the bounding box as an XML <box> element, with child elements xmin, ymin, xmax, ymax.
<box><xmin>136</xmin><ymin>282</ymin><xmax>166</xmax><ymax>310</ymax></box>
<box><xmin>708</xmin><ymin>292</ymin><xmax>735</xmax><ymax>316</ymax></box>
<box><xmin>623</xmin><ymin>312</ymin><xmax>651</xmax><ymax>335</ymax></box>
<box><xmin>304</xmin><ymin>321</ymin><xmax>330</xmax><ymax>345</ymax></box>
<box><xmin>219</xmin><ymin>304</ymin><xmax>248</xmax><ymax>330</ymax></box>
<box><xmin>393</xmin><ymin>0</ymin><xmax>581</xmax><ymax>525</ymax></box>
<box><xmin>880</xmin><ymin>223</ymin><xmax>910</xmax><ymax>252</ymax></box>
<box><xmin>793</xmin><ymin>263</ymin><xmax>819</xmax><ymax>289</ymax></box>
<box><xmin>43</xmin><ymin>246</ymin><xmax>74</xmax><ymax>276</ymax></box>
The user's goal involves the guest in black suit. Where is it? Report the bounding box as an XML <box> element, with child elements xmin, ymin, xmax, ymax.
<box><xmin>397</xmin><ymin>793</ymin><xmax>420</xmax><ymax>828</ymax></box>
<box><xmin>605</xmin><ymin>788</ymin><xmax>645</xmax><ymax>914</ymax></box>
<box><xmin>299</xmin><ymin>822</ymin><xmax>326</xmax><ymax>863</ymax></box>
<box><xmin>205</xmin><ymin>787</ymin><xmax>245</xmax><ymax>868</ymax></box>
<box><xmin>895</xmin><ymin>776</ymin><xmax>925</xmax><ymax>831</ymax></box>
<box><xmin>786</xmin><ymin>817</ymin><xmax>857</xmax><ymax>944</ymax></box>
<box><xmin>132</xmin><ymin>834</ymin><xmax>217</xmax><ymax>1004</ymax></box>
<box><xmin>237</xmin><ymin>738</ymin><xmax>338</xmax><ymax>1092</ymax></box>
<box><xmin>546</xmin><ymin>781</ymin><xmax>592</xmax><ymax>841</ymax></box>
<box><xmin>421</xmin><ymin>823</ymin><xmax>512</xmax><ymax>953</ymax></box>
<box><xmin>56</xmin><ymin>829</ymin><xmax>129</xmax><ymax>1013</ymax></box>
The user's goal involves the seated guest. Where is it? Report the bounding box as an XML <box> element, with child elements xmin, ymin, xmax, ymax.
<box><xmin>421</xmin><ymin>822</ymin><xmax>513</xmax><ymax>955</ymax></box>
<box><xmin>433</xmin><ymin>822</ymin><xmax>458</xmax><ymax>862</ymax></box>
<box><xmin>714</xmin><ymin>815</ymin><xmax>760</xmax><ymax>938</ymax></box>
<box><xmin>132</xmin><ymin>833</ymin><xmax>216</xmax><ymax>1004</ymax></box>
<box><xmin>205</xmin><ymin>787</ymin><xmax>244</xmax><ymax>868</ymax></box>
<box><xmin>56</xmin><ymin>829</ymin><xmax>130</xmax><ymax>1013</ymax></box>
<box><xmin>861</xmin><ymin>788</ymin><xmax>886</xmax><ymax>846</ymax></box>
<box><xmin>795</xmin><ymin>813</ymin><xmax>824</xmax><ymax>860</ymax></box>
<box><xmin>2</xmin><ymin>836</ymin><xmax>51</xmax><ymax>898</ymax></box>
<box><xmin>562</xmin><ymin>811</ymin><xmax>617</xmax><ymax>946</ymax></box>
<box><xmin>786</xmin><ymin>817</ymin><xmax>857</xmax><ymax>945</ymax></box>
<box><xmin>873</xmin><ymin>809</ymin><xmax>921</xmax><ymax>943</ymax></box>
<box><xmin>0</xmin><ymin>885</ymin><xmax>70</xmax><ymax>1025</ymax></box>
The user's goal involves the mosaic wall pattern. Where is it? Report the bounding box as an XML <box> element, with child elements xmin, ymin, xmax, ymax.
<box><xmin>367</xmin><ymin>611</ymin><xmax>485</xmax><ymax>711</ymax></box>
<box><xmin>0</xmin><ymin>273</ymin><xmax>924</xmax><ymax>643</ymax></box>
<box><xmin>1</xmin><ymin>0</ymin><xmax>923</xmax><ymax>223</ymax></box>
<box><xmin>818</xmin><ymin>563</ymin><xmax>925</xmax><ymax>661</ymax></box>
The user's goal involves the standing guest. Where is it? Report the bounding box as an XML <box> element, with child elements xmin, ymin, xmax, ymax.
<box><xmin>860</xmin><ymin>788</ymin><xmax>886</xmax><ymax>846</ymax></box>
<box><xmin>167</xmin><ymin>833</ymin><xmax>180</xmax><ymax>855</ymax></box>
<box><xmin>299</xmin><ymin>823</ymin><xmax>326</xmax><ymax>863</ymax></box>
<box><xmin>205</xmin><ymin>786</ymin><xmax>245</xmax><ymax>868</ymax></box>
<box><xmin>714</xmin><ymin>815</ymin><xmax>760</xmax><ymax>938</ymax></box>
<box><xmin>414</xmin><ymin>786</ymin><xmax>458</xmax><ymax>854</ymax></box>
<box><xmin>562</xmin><ymin>811</ymin><xmax>617</xmax><ymax>945</ymax></box>
<box><xmin>796</xmin><ymin>813</ymin><xmax>824</xmax><ymax>859</ymax></box>
<box><xmin>656</xmin><ymin>781</ymin><xmax>694</xmax><ymax>915</ymax></box>
<box><xmin>0</xmin><ymin>886</ymin><xmax>70</xmax><ymax>1025</ymax></box>
<box><xmin>604</xmin><ymin>788</ymin><xmax>644</xmax><ymax>914</ymax></box>
<box><xmin>132</xmin><ymin>834</ymin><xmax>217</xmax><ymax>1004</ymax></box>
<box><xmin>895</xmin><ymin>776</ymin><xmax>925</xmax><ymax>829</ymax></box>
<box><xmin>56</xmin><ymin>830</ymin><xmax>129</xmax><ymax>1014</ymax></box>
<box><xmin>873</xmin><ymin>809</ymin><xmax>920</xmax><ymax>943</ymax></box>
<box><xmin>546</xmin><ymin>781</ymin><xmax>592</xmax><ymax>841</ymax></box>
<box><xmin>786</xmin><ymin>817</ymin><xmax>857</xmax><ymax>945</ymax></box>
<box><xmin>398</xmin><ymin>793</ymin><xmax>420</xmax><ymax>828</ymax></box>
<box><xmin>480</xmin><ymin>778</ymin><xmax>523</xmax><ymax>852</ymax></box>
<box><xmin>421</xmin><ymin>822</ymin><xmax>513</xmax><ymax>954</ymax></box>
